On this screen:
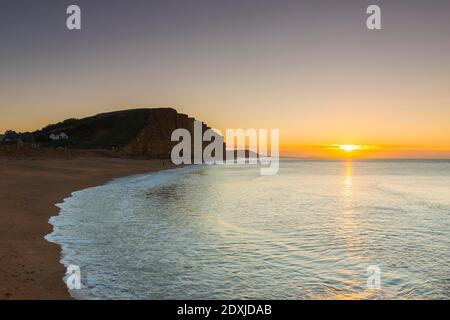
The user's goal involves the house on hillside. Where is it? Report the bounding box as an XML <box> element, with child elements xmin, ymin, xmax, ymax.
<box><xmin>49</xmin><ymin>132</ymin><xmax>69</xmax><ymax>141</ymax></box>
<box><xmin>3</xmin><ymin>130</ymin><xmax>20</xmax><ymax>142</ymax></box>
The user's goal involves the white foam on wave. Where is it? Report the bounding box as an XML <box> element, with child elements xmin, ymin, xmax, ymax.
<box><xmin>45</xmin><ymin>164</ymin><xmax>198</xmax><ymax>298</ymax></box>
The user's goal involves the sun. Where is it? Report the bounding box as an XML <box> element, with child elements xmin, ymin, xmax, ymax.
<box><xmin>339</xmin><ymin>144</ymin><xmax>361</xmax><ymax>152</ymax></box>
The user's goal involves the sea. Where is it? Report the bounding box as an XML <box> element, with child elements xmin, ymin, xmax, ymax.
<box><xmin>46</xmin><ymin>159</ymin><xmax>450</xmax><ymax>299</ymax></box>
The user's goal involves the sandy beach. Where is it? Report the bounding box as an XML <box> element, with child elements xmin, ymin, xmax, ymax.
<box><xmin>0</xmin><ymin>157</ymin><xmax>173</xmax><ymax>300</ymax></box>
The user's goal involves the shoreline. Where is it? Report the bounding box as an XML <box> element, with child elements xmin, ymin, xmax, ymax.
<box><xmin>0</xmin><ymin>157</ymin><xmax>175</xmax><ymax>300</ymax></box>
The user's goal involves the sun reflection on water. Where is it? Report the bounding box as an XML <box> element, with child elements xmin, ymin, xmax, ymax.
<box><xmin>339</xmin><ymin>160</ymin><xmax>360</xmax><ymax>248</ymax></box>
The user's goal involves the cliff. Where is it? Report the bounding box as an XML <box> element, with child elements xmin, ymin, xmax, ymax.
<box><xmin>32</xmin><ymin>108</ymin><xmax>217</xmax><ymax>159</ymax></box>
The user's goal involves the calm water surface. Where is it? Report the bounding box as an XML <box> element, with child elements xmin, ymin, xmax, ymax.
<box><xmin>47</xmin><ymin>160</ymin><xmax>450</xmax><ymax>299</ymax></box>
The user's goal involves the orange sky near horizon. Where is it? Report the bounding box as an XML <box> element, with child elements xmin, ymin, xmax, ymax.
<box><xmin>279</xmin><ymin>145</ymin><xmax>450</xmax><ymax>159</ymax></box>
<box><xmin>1</xmin><ymin>110</ymin><xmax>450</xmax><ymax>159</ymax></box>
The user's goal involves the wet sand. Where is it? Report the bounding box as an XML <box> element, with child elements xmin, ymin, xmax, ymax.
<box><xmin>0</xmin><ymin>157</ymin><xmax>173</xmax><ymax>300</ymax></box>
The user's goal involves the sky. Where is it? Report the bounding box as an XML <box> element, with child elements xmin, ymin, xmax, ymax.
<box><xmin>1</xmin><ymin>0</ymin><xmax>449</xmax><ymax>158</ymax></box>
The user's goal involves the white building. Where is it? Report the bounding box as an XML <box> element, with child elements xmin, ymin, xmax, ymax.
<box><xmin>49</xmin><ymin>132</ymin><xmax>69</xmax><ymax>141</ymax></box>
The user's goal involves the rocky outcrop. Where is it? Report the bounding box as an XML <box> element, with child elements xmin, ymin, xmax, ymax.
<box><xmin>124</xmin><ymin>108</ymin><xmax>199</xmax><ymax>158</ymax></box>
<box><xmin>123</xmin><ymin>108</ymin><xmax>223</xmax><ymax>159</ymax></box>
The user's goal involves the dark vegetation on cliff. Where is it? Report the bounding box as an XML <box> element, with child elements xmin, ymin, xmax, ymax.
<box><xmin>33</xmin><ymin>109</ymin><xmax>157</xmax><ymax>149</ymax></box>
